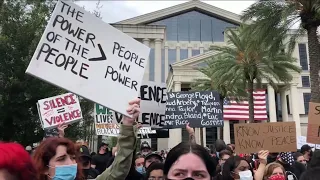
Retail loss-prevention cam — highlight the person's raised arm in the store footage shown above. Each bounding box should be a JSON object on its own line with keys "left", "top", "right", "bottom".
{"left": 254, "top": 150, "right": 269, "bottom": 180}
{"left": 57, "top": 122, "right": 68, "bottom": 138}
{"left": 186, "top": 123, "right": 196, "bottom": 144}
{"left": 97, "top": 98, "right": 140, "bottom": 180}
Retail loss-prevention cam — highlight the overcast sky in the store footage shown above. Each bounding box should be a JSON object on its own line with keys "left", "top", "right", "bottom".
{"left": 74, "top": 1, "right": 256, "bottom": 23}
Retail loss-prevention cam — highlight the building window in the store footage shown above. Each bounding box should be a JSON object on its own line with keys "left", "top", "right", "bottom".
{"left": 168, "top": 49, "right": 176, "bottom": 69}
{"left": 180, "top": 49, "right": 188, "bottom": 60}
{"left": 148, "top": 10, "right": 238, "bottom": 42}
{"left": 161, "top": 49, "right": 165, "bottom": 83}
{"left": 149, "top": 49, "right": 155, "bottom": 81}
{"left": 286, "top": 95, "right": 291, "bottom": 114}
{"left": 303, "top": 93, "right": 311, "bottom": 114}
{"left": 192, "top": 49, "right": 200, "bottom": 56}
{"left": 298, "top": 44, "right": 308, "bottom": 70}
{"left": 301, "top": 76, "right": 310, "bottom": 87}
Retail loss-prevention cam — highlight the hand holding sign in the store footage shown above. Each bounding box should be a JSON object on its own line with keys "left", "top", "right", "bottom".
{"left": 258, "top": 150, "right": 269, "bottom": 165}
{"left": 58, "top": 122, "right": 68, "bottom": 138}
{"left": 122, "top": 98, "right": 140, "bottom": 126}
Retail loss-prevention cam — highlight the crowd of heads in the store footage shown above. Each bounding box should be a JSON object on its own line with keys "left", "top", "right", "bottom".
{"left": 2, "top": 135, "right": 320, "bottom": 180}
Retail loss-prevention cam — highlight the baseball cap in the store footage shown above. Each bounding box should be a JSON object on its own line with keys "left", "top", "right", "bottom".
{"left": 140, "top": 141, "right": 151, "bottom": 150}
{"left": 25, "top": 146, "right": 32, "bottom": 151}
{"left": 79, "top": 145, "right": 91, "bottom": 158}
{"left": 145, "top": 152, "right": 163, "bottom": 162}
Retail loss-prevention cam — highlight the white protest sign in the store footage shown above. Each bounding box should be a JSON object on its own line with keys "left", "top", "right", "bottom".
{"left": 94, "top": 81, "right": 167, "bottom": 136}
{"left": 94, "top": 104, "right": 156, "bottom": 137}
{"left": 297, "top": 136, "right": 320, "bottom": 149}
{"left": 26, "top": 1, "right": 150, "bottom": 117}
{"left": 139, "top": 81, "right": 167, "bottom": 128}
{"left": 37, "top": 93, "right": 83, "bottom": 129}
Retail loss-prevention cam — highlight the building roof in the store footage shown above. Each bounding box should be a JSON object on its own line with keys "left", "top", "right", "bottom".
{"left": 115, "top": 1, "right": 242, "bottom": 25}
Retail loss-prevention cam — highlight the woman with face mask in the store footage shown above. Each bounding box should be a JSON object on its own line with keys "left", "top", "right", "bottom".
{"left": 33, "top": 98, "right": 141, "bottom": 180}
{"left": 163, "top": 142, "right": 216, "bottom": 180}
{"left": 222, "top": 156, "right": 253, "bottom": 180}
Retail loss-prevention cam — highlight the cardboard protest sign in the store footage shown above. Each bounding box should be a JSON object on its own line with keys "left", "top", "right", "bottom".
{"left": 26, "top": 1, "right": 150, "bottom": 117}
{"left": 164, "top": 91, "right": 223, "bottom": 128}
{"left": 37, "top": 93, "right": 83, "bottom": 129}
{"left": 307, "top": 102, "right": 320, "bottom": 144}
{"left": 234, "top": 122, "right": 296, "bottom": 154}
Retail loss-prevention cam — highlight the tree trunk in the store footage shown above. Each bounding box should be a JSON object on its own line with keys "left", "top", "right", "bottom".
{"left": 248, "top": 80, "right": 255, "bottom": 123}
{"left": 307, "top": 26, "right": 320, "bottom": 103}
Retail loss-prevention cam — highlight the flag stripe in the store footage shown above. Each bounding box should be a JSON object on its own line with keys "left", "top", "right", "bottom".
{"left": 223, "top": 90, "right": 268, "bottom": 121}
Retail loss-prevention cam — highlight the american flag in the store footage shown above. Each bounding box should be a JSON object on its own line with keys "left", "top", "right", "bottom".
{"left": 223, "top": 90, "right": 268, "bottom": 121}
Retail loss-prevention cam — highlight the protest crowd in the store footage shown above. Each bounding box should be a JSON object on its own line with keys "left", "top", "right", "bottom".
{"left": 0, "top": 103, "right": 319, "bottom": 180}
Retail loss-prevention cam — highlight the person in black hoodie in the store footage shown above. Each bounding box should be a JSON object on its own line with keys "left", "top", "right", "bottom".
{"left": 277, "top": 152, "right": 306, "bottom": 180}
{"left": 79, "top": 145, "right": 99, "bottom": 179}
{"left": 125, "top": 150, "right": 144, "bottom": 180}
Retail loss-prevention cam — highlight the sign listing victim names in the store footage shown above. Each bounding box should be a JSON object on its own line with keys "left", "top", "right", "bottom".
{"left": 26, "top": 1, "right": 150, "bottom": 117}
{"left": 164, "top": 91, "right": 223, "bottom": 128}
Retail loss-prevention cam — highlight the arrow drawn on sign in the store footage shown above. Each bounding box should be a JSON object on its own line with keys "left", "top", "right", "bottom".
{"left": 89, "top": 44, "right": 107, "bottom": 61}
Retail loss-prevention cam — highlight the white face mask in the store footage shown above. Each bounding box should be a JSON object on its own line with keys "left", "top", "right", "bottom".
{"left": 238, "top": 170, "right": 253, "bottom": 180}
{"left": 115, "top": 152, "right": 118, "bottom": 156}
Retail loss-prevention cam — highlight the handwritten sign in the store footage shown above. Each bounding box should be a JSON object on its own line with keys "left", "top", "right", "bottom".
{"left": 234, "top": 122, "right": 296, "bottom": 154}
{"left": 139, "top": 81, "right": 166, "bottom": 128}
{"left": 37, "top": 93, "right": 83, "bottom": 129}
{"left": 297, "top": 136, "right": 320, "bottom": 149}
{"left": 163, "top": 91, "right": 223, "bottom": 128}
{"left": 26, "top": 1, "right": 150, "bottom": 117}
{"left": 307, "top": 102, "right": 320, "bottom": 144}
{"left": 94, "top": 81, "right": 168, "bottom": 137}
{"left": 94, "top": 103, "right": 156, "bottom": 138}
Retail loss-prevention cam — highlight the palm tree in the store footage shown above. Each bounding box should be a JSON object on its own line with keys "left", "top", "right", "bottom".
{"left": 241, "top": 0, "right": 320, "bottom": 103}
{"left": 201, "top": 27, "right": 301, "bottom": 123}
{"left": 191, "top": 59, "right": 247, "bottom": 106}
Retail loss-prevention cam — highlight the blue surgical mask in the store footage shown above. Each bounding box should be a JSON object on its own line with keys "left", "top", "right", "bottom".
{"left": 52, "top": 164, "right": 77, "bottom": 180}
{"left": 136, "top": 166, "right": 145, "bottom": 174}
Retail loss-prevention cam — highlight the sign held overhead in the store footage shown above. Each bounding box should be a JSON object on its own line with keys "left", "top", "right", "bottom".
{"left": 234, "top": 122, "right": 296, "bottom": 154}
{"left": 26, "top": 1, "right": 150, "bottom": 117}
{"left": 37, "top": 93, "right": 83, "bottom": 129}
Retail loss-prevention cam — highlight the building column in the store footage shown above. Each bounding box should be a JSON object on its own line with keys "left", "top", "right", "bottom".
{"left": 188, "top": 44, "right": 192, "bottom": 58}
{"left": 200, "top": 44, "right": 204, "bottom": 54}
{"left": 280, "top": 90, "right": 289, "bottom": 121}
{"left": 154, "top": 38, "right": 162, "bottom": 83}
{"left": 202, "top": 128, "right": 206, "bottom": 147}
{"left": 217, "top": 127, "right": 221, "bottom": 139}
{"left": 176, "top": 43, "right": 180, "bottom": 62}
{"left": 290, "top": 83, "right": 301, "bottom": 136}
{"left": 223, "top": 120, "right": 231, "bottom": 144}
{"left": 195, "top": 128, "right": 201, "bottom": 144}
{"left": 164, "top": 43, "right": 169, "bottom": 83}
{"left": 168, "top": 81, "right": 182, "bottom": 148}
{"left": 142, "top": 38, "right": 150, "bottom": 81}
{"left": 267, "top": 85, "right": 277, "bottom": 122}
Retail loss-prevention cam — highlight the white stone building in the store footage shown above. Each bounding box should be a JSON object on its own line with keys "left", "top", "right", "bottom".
{"left": 112, "top": 1, "right": 311, "bottom": 150}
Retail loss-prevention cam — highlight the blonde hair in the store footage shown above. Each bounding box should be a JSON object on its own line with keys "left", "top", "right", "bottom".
{"left": 263, "top": 162, "right": 285, "bottom": 180}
